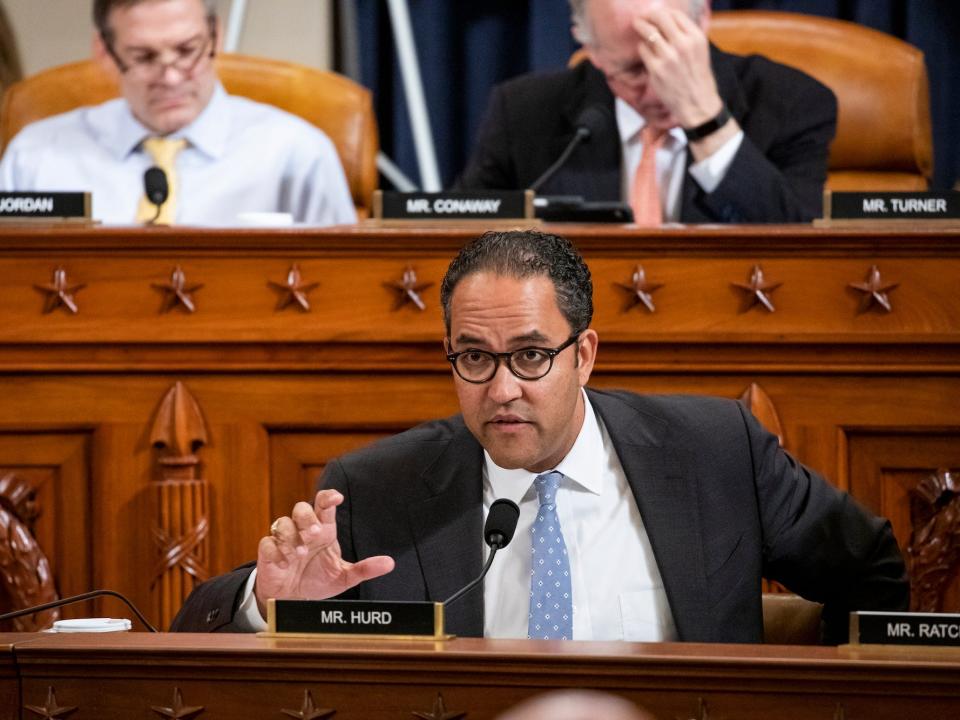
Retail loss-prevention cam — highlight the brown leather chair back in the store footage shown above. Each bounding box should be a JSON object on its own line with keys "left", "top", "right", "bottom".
{"left": 762, "top": 593, "right": 823, "bottom": 645}
{"left": 0, "top": 54, "right": 379, "bottom": 216}
{"left": 709, "top": 10, "right": 933, "bottom": 191}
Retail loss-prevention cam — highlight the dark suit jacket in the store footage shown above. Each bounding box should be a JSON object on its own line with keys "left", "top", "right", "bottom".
{"left": 456, "top": 48, "right": 838, "bottom": 223}
{"left": 171, "top": 389, "right": 908, "bottom": 641}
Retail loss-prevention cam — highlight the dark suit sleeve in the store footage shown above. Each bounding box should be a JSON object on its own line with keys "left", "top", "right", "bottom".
{"left": 693, "top": 66, "right": 837, "bottom": 222}
{"left": 169, "top": 562, "right": 256, "bottom": 632}
{"left": 743, "top": 404, "right": 910, "bottom": 642}
{"left": 455, "top": 84, "right": 518, "bottom": 190}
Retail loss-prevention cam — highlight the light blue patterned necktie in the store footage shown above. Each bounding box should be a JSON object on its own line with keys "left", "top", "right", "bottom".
{"left": 527, "top": 470, "right": 573, "bottom": 640}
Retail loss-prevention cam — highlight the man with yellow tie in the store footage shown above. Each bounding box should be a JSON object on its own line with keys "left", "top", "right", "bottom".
{"left": 458, "top": 0, "right": 837, "bottom": 224}
{"left": 0, "top": 0, "right": 356, "bottom": 227}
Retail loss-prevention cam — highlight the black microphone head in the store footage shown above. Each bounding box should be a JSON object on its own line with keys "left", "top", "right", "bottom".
{"left": 485, "top": 498, "right": 520, "bottom": 549}
{"left": 144, "top": 166, "right": 169, "bottom": 206}
{"left": 575, "top": 103, "right": 613, "bottom": 141}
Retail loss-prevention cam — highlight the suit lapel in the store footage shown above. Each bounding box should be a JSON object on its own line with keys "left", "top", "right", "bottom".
{"left": 588, "top": 389, "right": 708, "bottom": 641}
{"left": 405, "top": 424, "right": 485, "bottom": 637}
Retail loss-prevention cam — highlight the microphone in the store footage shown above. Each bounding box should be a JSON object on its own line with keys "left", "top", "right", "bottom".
{"left": 444, "top": 498, "right": 520, "bottom": 606}
{"left": 0, "top": 589, "right": 158, "bottom": 632}
{"left": 143, "top": 166, "right": 168, "bottom": 224}
{"left": 529, "top": 104, "right": 611, "bottom": 193}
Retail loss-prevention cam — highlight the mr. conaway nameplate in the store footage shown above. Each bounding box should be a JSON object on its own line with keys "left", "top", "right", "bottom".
{"left": 850, "top": 611, "right": 960, "bottom": 647}
{"left": 265, "top": 599, "right": 449, "bottom": 640}
{"left": 823, "top": 191, "right": 960, "bottom": 222}
{"left": 373, "top": 190, "right": 533, "bottom": 221}
{"left": 0, "top": 192, "right": 90, "bottom": 219}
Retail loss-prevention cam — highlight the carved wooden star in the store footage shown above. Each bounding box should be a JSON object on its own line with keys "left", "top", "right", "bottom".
{"left": 269, "top": 263, "right": 320, "bottom": 312}
{"left": 150, "top": 688, "right": 204, "bottom": 719}
{"left": 616, "top": 264, "right": 663, "bottom": 313}
{"left": 731, "top": 264, "right": 782, "bottom": 313}
{"left": 848, "top": 264, "right": 899, "bottom": 313}
{"left": 412, "top": 693, "right": 466, "bottom": 720}
{"left": 281, "top": 690, "right": 335, "bottom": 719}
{"left": 152, "top": 265, "right": 203, "bottom": 313}
{"left": 24, "top": 686, "right": 77, "bottom": 719}
{"left": 34, "top": 267, "right": 85, "bottom": 314}
{"left": 385, "top": 266, "right": 433, "bottom": 311}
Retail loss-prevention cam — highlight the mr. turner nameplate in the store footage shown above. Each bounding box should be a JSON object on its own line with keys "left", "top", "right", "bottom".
{"left": 824, "top": 191, "right": 960, "bottom": 221}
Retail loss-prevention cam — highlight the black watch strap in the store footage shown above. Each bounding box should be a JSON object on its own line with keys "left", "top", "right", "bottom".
{"left": 682, "top": 105, "right": 732, "bottom": 141}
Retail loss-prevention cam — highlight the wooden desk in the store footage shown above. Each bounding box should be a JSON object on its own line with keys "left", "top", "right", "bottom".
{"left": 3, "top": 632, "right": 960, "bottom": 719}
{"left": 0, "top": 224, "right": 958, "bottom": 630}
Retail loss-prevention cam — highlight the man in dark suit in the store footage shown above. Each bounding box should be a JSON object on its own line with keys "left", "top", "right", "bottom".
{"left": 171, "top": 229, "right": 908, "bottom": 641}
{"left": 457, "top": 0, "right": 837, "bottom": 223}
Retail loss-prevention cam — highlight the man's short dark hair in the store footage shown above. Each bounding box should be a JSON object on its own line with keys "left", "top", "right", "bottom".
{"left": 93, "top": 0, "right": 217, "bottom": 42}
{"left": 440, "top": 229, "right": 594, "bottom": 335}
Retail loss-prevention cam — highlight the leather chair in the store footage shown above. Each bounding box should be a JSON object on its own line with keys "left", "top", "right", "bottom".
{"left": 709, "top": 10, "right": 932, "bottom": 191}
{"left": 762, "top": 592, "right": 823, "bottom": 645}
{"left": 0, "top": 54, "right": 379, "bottom": 217}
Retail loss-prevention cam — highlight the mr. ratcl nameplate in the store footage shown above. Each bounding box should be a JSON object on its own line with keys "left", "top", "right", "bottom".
{"left": 849, "top": 611, "right": 960, "bottom": 647}
{"left": 267, "top": 599, "right": 448, "bottom": 639}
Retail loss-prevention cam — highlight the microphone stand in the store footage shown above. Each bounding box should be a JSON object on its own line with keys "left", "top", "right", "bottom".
{"left": 0, "top": 590, "right": 159, "bottom": 632}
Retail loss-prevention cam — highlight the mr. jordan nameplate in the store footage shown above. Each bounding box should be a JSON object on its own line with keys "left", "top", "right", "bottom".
{"left": 267, "top": 599, "right": 447, "bottom": 639}
{"left": 849, "top": 611, "right": 960, "bottom": 647}
{"left": 0, "top": 192, "right": 91, "bottom": 218}
{"left": 825, "top": 191, "right": 960, "bottom": 221}
{"left": 375, "top": 190, "right": 533, "bottom": 220}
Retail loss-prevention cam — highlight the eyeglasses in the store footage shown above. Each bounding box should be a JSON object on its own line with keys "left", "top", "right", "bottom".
{"left": 446, "top": 334, "right": 581, "bottom": 384}
{"left": 104, "top": 18, "right": 217, "bottom": 79}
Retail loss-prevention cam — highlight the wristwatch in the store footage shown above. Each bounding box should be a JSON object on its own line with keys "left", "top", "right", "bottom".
{"left": 682, "top": 105, "right": 732, "bottom": 141}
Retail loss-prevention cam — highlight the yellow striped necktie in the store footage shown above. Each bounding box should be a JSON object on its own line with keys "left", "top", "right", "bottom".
{"left": 136, "top": 136, "right": 187, "bottom": 225}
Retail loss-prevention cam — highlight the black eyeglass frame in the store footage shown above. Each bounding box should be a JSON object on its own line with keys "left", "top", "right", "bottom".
{"left": 102, "top": 16, "right": 218, "bottom": 77}
{"left": 446, "top": 333, "right": 582, "bottom": 384}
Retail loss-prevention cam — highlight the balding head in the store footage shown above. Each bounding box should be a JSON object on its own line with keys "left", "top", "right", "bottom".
{"left": 495, "top": 690, "right": 655, "bottom": 720}
{"left": 570, "top": 0, "right": 707, "bottom": 45}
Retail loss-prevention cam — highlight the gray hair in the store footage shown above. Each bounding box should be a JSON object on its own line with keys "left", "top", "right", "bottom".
{"left": 94, "top": 0, "right": 217, "bottom": 42}
{"left": 440, "top": 230, "right": 593, "bottom": 337}
{"left": 570, "top": 0, "right": 707, "bottom": 45}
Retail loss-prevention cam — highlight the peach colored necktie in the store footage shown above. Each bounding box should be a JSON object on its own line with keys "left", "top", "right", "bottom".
{"left": 630, "top": 126, "right": 667, "bottom": 226}
{"left": 136, "top": 136, "right": 187, "bottom": 225}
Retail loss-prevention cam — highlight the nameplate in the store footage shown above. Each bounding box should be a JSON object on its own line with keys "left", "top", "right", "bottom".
{"left": 849, "top": 611, "right": 960, "bottom": 647}
{"left": 266, "top": 599, "right": 448, "bottom": 639}
{"left": 374, "top": 190, "right": 533, "bottom": 220}
{"left": 0, "top": 192, "right": 90, "bottom": 219}
{"left": 824, "top": 191, "right": 960, "bottom": 221}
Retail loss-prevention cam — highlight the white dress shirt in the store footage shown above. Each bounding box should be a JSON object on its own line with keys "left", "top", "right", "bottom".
{"left": 0, "top": 83, "right": 357, "bottom": 227}
{"left": 483, "top": 389, "right": 676, "bottom": 641}
{"left": 616, "top": 97, "right": 744, "bottom": 223}
{"left": 237, "top": 391, "right": 678, "bottom": 639}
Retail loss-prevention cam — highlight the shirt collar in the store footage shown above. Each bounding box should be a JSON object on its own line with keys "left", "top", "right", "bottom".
{"left": 484, "top": 389, "right": 606, "bottom": 504}
{"left": 90, "top": 82, "right": 230, "bottom": 161}
{"left": 614, "top": 97, "right": 687, "bottom": 148}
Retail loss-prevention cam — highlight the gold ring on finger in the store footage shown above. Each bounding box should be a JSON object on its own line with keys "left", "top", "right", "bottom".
{"left": 647, "top": 32, "right": 661, "bottom": 44}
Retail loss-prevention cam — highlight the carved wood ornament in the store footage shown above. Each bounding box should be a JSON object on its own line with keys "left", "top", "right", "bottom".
{"left": 0, "top": 472, "right": 59, "bottom": 631}
{"left": 153, "top": 265, "right": 203, "bottom": 313}
{"left": 24, "top": 686, "right": 77, "bottom": 719}
{"left": 732, "top": 264, "right": 781, "bottom": 313}
{"left": 281, "top": 690, "right": 335, "bottom": 719}
{"left": 34, "top": 266, "right": 85, "bottom": 314}
{"left": 907, "top": 468, "right": 960, "bottom": 612}
{"left": 149, "top": 382, "right": 211, "bottom": 628}
{"left": 848, "top": 264, "right": 899, "bottom": 313}
{"left": 616, "top": 264, "right": 663, "bottom": 313}
{"left": 412, "top": 693, "right": 466, "bottom": 720}
{"left": 385, "top": 265, "right": 433, "bottom": 311}
{"left": 269, "top": 263, "right": 319, "bottom": 312}
{"left": 150, "top": 688, "right": 204, "bottom": 719}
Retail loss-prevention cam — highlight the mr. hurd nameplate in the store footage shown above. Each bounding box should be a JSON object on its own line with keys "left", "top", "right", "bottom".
{"left": 0, "top": 192, "right": 90, "bottom": 219}
{"left": 266, "top": 599, "right": 448, "bottom": 639}
{"left": 850, "top": 611, "right": 960, "bottom": 647}
{"left": 374, "top": 190, "right": 533, "bottom": 221}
